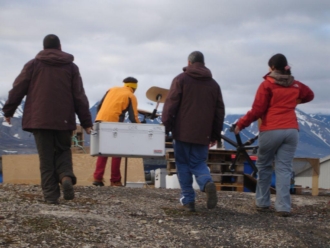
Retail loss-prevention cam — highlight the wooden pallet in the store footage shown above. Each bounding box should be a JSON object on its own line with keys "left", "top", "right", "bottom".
{"left": 215, "top": 182, "right": 244, "bottom": 192}
{"left": 211, "top": 173, "right": 244, "bottom": 184}
{"left": 166, "top": 149, "right": 245, "bottom": 163}
{"left": 209, "top": 163, "right": 244, "bottom": 173}
{"left": 165, "top": 150, "right": 247, "bottom": 190}
{"left": 166, "top": 161, "right": 176, "bottom": 174}
{"left": 166, "top": 149, "right": 175, "bottom": 160}
{"left": 167, "top": 161, "right": 244, "bottom": 175}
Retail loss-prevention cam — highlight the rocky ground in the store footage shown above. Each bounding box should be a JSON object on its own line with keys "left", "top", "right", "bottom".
{"left": 0, "top": 183, "right": 329, "bottom": 248}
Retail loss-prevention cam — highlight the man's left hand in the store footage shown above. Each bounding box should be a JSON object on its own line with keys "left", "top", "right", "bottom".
{"left": 209, "top": 140, "right": 217, "bottom": 148}
{"left": 84, "top": 127, "right": 93, "bottom": 134}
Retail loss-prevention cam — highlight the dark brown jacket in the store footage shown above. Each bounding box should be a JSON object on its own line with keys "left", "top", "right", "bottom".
{"left": 3, "top": 49, "right": 92, "bottom": 131}
{"left": 162, "top": 62, "right": 225, "bottom": 145}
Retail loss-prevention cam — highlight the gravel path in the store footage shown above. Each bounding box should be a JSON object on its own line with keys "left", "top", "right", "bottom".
{"left": 0, "top": 184, "right": 329, "bottom": 247}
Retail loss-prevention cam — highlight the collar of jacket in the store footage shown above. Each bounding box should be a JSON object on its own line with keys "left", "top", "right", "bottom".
{"left": 35, "top": 49, "right": 74, "bottom": 65}
{"left": 122, "top": 85, "right": 134, "bottom": 92}
{"left": 182, "top": 62, "right": 212, "bottom": 79}
{"left": 263, "top": 71, "right": 294, "bottom": 87}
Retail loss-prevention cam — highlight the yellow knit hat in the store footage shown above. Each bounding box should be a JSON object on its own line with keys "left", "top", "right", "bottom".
{"left": 123, "top": 77, "right": 138, "bottom": 89}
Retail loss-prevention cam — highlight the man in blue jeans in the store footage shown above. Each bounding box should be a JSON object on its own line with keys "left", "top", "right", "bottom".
{"left": 162, "top": 51, "right": 225, "bottom": 212}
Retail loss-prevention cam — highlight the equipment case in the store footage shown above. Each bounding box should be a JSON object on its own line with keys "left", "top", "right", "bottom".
{"left": 90, "top": 122, "right": 165, "bottom": 157}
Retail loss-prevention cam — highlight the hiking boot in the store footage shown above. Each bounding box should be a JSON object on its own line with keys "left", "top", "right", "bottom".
{"left": 275, "top": 211, "right": 291, "bottom": 217}
{"left": 61, "top": 177, "right": 74, "bottom": 200}
{"left": 256, "top": 206, "right": 270, "bottom": 212}
{"left": 110, "top": 181, "right": 123, "bottom": 187}
{"left": 181, "top": 202, "right": 196, "bottom": 212}
{"left": 92, "top": 181, "right": 104, "bottom": 187}
{"left": 255, "top": 203, "right": 271, "bottom": 212}
{"left": 45, "top": 200, "right": 59, "bottom": 205}
{"left": 205, "top": 182, "right": 218, "bottom": 209}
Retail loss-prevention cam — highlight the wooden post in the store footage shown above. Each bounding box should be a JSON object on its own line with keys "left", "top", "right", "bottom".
{"left": 124, "top": 157, "right": 128, "bottom": 186}
{"left": 308, "top": 158, "right": 320, "bottom": 196}
{"left": 295, "top": 157, "right": 320, "bottom": 196}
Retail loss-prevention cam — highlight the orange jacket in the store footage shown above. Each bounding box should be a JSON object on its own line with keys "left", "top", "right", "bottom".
{"left": 96, "top": 86, "right": 140, "bottom": 123}
{"left": 237, "top": 74, "right": 314, "bottom": 132}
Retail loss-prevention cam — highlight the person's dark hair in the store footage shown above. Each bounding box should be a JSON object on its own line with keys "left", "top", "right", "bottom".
{"left": 123, "top": 77, "right": 138, "bottom": 83}
{"left": 43, "top": 34, "right": 61, "bottom": 49}
{"left": 188, "top": 51, "right": 204, "bottom": 64}
{"left": 268, "top": 53, "right": 291, "bottom": 75}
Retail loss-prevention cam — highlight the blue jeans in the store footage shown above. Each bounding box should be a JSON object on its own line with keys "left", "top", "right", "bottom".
{"left": 256, "top": 129, "right": 298, "bottom": 212}
{"left": 174, "top": 140, "right": 213, "bottom": 205}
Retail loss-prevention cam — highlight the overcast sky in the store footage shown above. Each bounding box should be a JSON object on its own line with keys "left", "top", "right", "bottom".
{"left": 1, "top": 0, "right": 329, "bottom": 115}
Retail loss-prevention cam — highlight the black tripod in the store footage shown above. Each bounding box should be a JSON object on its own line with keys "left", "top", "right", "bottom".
{"left": 221, "top": 125, "right": 259, "bottom": 177}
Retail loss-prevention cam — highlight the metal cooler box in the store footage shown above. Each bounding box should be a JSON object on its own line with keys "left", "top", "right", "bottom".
{"left": 90, "top": 122, "right": 165, "bottom": 157}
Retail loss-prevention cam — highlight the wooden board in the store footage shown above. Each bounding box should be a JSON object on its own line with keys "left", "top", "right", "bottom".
{"left": 215, "top": 183, "right": 244, "bottom": 192}
{"left": 146, "top": 86, "right": 169, "bottom": 103}
{"left": 2, "top": 154, "right": 145, "bottom": 186}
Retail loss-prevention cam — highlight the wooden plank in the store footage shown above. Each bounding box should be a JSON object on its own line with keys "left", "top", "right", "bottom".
{"left": 310, "top": 158, "right": 320, "bottom": 196}
{"left": 211, "top": 173, "right": 244, "bottom": 184}
{"left": 167, "top": 169, "right": 177, "bottom": 174}
{"left": 165, "top": 142, "right": 173, "bottom": 148}
{"left": 294, "top": 185, "right": 302, "bottom": 195}
{"left": 166, "top": 150, "right": 175, "bottom": 160}
{"left": 2, "top": 154, "right": 145, "bottom": 186}
{"left": 215, "top": 183, "right": 244, "bottom": 192}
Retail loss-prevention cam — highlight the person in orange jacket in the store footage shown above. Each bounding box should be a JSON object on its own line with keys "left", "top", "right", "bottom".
{"left": 93, "top": 77, "right": 141, "bottom": 187}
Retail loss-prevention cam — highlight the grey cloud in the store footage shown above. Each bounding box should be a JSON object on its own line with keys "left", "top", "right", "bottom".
{"left": 0, "top": 0, "right": 329, "bottom": 114}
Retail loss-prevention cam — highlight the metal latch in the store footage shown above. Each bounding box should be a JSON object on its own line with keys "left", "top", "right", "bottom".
{"left": 113, "top": 128, "right": 118, "bottom": 137}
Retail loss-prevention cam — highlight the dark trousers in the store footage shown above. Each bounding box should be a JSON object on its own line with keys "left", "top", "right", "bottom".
{"left": 33, "top": 129, "right": 76, "bottom": 201}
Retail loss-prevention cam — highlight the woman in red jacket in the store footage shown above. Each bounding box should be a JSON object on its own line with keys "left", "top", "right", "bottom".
{"left": 235, "top": 54, "right": 314, "bottom": 217}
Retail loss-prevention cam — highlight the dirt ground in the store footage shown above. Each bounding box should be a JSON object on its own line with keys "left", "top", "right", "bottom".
{"left": 0, "top": 183, "right": 329, "bottom": 248}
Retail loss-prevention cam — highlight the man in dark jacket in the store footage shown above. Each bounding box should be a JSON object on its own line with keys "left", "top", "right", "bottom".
{"left": 2, "top": 34, "right": 93, "bottom": 204}
{"left": 162, "top": 51, "right": 225, "bottom": 212}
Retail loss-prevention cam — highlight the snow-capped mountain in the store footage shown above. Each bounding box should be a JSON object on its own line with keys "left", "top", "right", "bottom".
{"left": 1, "top": 100, "right": 329, "bottom": 158}
{"left": 221, "top": 110, "right": 330, "bottom": 158}
{"left": 0, "top": 99, "right": 24, "bottom": 118}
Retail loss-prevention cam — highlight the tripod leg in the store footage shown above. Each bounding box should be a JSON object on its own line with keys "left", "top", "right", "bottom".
{"left": 229, "top": 153, "right": 240, "bottom": 172}
{"left": 242, "top": 151, "right": 258, "bottom": 177}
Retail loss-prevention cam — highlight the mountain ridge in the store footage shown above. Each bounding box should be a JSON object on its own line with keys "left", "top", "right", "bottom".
{"left": 1, "top": 100, "right": 329, "bottom": 158}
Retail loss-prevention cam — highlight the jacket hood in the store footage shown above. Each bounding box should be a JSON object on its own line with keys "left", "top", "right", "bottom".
{"left": 267, "top": 71, "right": 294, "bottom": 87}
{"left": 183, "top": 62, "right": 212, "bottom": 80}
{"left": 35, "top": 49, "right": 74, "bottom": 65}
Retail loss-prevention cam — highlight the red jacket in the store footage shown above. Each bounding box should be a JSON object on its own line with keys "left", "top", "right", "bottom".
{"left": 2, "top": 49, "right": 92, "bottom": 131}
{"left": 237, "top": 73, "right": 314, "bottom": 132}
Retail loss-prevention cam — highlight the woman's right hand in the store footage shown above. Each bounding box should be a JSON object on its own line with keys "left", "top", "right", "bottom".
{"left": 234, "top": 126, "right": 240, "bottom": 135}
